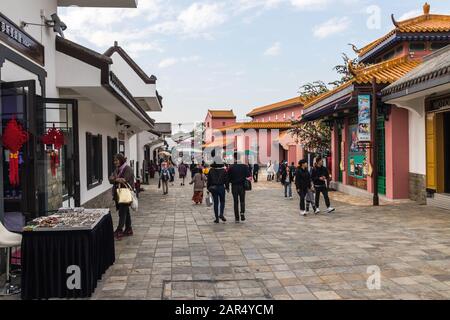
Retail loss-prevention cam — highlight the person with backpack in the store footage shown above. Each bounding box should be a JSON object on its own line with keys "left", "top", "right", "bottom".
{"left": 168, "top": 163, "right": 176, "bottom": 186}
{"left": 207, "top": 162, "right": 229, "bottom": 224}
{"left": 295, "top": 159, "right": 317, "bottom": 216}
{"left": 159, "top": 162, "right": 171, "bottom": 195}
{"left": 311, "top": 156, "right": 335, "bottom": 214}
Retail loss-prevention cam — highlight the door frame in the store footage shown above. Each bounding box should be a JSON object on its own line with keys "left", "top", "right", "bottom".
{"left": 42, "top": 97, "right": 80, "bottom": 207}
{"left": 1, "top": 80, "right": 39, "bottom": 218}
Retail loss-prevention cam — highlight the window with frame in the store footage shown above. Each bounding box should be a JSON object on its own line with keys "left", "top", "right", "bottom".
{"left": 86, "top": 132, "right": 103, "bottom": 189}
{"left": 409, "top": 42, "right": 426, "bottom": 52}
{"left": 107, "top": 136, "right": 118, "bottom": 176}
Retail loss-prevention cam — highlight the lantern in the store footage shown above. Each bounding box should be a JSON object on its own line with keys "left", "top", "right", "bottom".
{"left": 1, "top": 118, "right": 29, "bottom": 186}
{"left": 41, "top": 125, "right": 65, "bottom": 176}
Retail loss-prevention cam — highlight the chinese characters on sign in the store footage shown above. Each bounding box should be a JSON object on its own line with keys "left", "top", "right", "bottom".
{"left": 358, "top": 94, "right": 371, "bottom": 142}
{"left": 0, "top": 12, "right": 45, "bottom": 65}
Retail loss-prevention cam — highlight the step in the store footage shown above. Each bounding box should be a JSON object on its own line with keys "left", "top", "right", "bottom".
{"left": 427, "top": 193, "right": 450, "bottom": 211}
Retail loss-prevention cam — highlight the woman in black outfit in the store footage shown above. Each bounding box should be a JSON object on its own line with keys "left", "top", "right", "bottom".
{"left": 207, "top": 163, "right": 229, "bottom": 223}
{"left": 295, "top": 159, "right": 315, "bottom": 216}
{"left": 109, "top": 154, "right": 135, "bottom": 240}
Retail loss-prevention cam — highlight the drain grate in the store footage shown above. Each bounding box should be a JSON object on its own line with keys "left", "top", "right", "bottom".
{"left": 162, "top": 279, "right": 272, "bottom": 300}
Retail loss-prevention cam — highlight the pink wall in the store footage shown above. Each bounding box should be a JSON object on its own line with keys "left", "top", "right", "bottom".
{"left": 251, "top": 105, "right": 302, "bottom": 122}
{"left": 204, "top": 113, "right": 236, "bottom": 143}
{"left": 385, "top": 107, "right": 410, "bottom": 199}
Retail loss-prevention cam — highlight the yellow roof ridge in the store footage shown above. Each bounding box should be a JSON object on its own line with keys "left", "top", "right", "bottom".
{"left": 247, "top": 96, "right": 305, "bottom": 117}
{"left": 304, "top": 56, "right": 422, "bottom": 110}
{"left": 358, "top": 5, "right": 450, "bottom": 57}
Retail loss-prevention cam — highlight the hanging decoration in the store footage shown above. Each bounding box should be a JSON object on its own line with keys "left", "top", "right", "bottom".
{"left": 41, "top": 125, "right": 65, "bottom": 176}
{"left": 1, "top": 117, "right": 29, "bottom": 186}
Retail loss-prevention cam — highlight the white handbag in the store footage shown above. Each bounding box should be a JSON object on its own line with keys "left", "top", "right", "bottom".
{"left": 117, "top": 183, "right": 138, "bottom": 211}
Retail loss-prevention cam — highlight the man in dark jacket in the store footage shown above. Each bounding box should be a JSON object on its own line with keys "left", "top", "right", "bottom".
{"left": 227, "top": 159, "right": 251, "bottom": 222}
{"left": 295, "top": 159, "right": 316, "bottom": 216}
{"left": 253, "top": 163, "right": 260, "bottom": 182}
{"left": 311, "top": 157, "right": 335, "bottom": 214}
{"left": 207, "top": 163, "right": 229, "bottom": 223}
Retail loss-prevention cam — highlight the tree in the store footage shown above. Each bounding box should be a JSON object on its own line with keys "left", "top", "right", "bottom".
{"left": 290, "top": 120, "right": 331, "bottom": 155}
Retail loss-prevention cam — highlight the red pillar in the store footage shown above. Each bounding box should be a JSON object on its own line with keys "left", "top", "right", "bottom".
{"left": 331, "top": 122, "right": 339, "bottom": 182}
{"left": 342, "top": 118, "right": 349, "bottom": 185}
{"left": 385, "top": 107, "right": 410, "bottom": 199}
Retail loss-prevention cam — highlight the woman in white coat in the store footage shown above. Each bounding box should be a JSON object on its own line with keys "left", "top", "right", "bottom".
{"left": 266, "top": 160, "right": 275, "bottom": 181}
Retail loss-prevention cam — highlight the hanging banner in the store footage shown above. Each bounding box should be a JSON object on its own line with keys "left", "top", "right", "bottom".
{"left": 358, "top": 95, "right": 371, "bottom": 142}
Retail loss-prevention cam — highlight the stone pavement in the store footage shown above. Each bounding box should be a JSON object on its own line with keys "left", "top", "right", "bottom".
{"left": 89, "top": 175, "right": 450, "bottom": 300}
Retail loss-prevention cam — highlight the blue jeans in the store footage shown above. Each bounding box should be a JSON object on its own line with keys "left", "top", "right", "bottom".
{"left": 211, "top": 185, "right": 226, "bottom": 219}
{"left": 284, "top": 182, "right": 292, "bottom": 197}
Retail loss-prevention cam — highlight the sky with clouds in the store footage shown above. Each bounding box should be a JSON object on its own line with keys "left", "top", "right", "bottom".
{"left": 59, "top": 0, "right": 450, "bottom": 127}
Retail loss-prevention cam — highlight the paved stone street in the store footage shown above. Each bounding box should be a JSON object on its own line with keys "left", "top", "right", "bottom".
{"left": 89, "top": 175, "right": 450, "bottom": 300}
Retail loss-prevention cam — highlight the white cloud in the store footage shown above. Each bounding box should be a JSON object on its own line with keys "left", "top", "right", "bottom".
{"left": 313, "top": 16, "right": 351, "bottom": 39}
{"left": 158, "top": 58, "right": 179, "bottom": 68}
{"left": 235, "top": 0, "right": 283, "bottom": 12}
{"left": 290, "top": 0, "right": 330, "bottom": 10}
{"left": 177, "top": 3, "right": 228, "bottom": 34}
{"left": 158, "top": 56, "right": 201, "bottom": 68}
{"left": 398, "top": 9, "right": 422, "bottom": 21}
{"left": 264, "top": 42, "right": 281, "bottom": 56}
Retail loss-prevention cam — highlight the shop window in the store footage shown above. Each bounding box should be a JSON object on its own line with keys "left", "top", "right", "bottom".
{"left": 409, "top": 42, "right": 426, "bottom": 52}
{"left": 431, "top": 42, "right": 447, "bottom": 51}
{"left": 107, "top": 136, "right": 118, "bottom": 176}
{"left": 86, "top": 132, "right": 103, "bottom": 189}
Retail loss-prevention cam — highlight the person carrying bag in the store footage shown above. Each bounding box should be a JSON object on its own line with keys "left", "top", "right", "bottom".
{"left": 109, "top": 154, "right": 135, "bottom": 240}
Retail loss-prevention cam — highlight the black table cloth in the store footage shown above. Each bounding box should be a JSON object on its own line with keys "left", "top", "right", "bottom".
{"left": 21, "top": 213, "right": 115, "bottom": 300}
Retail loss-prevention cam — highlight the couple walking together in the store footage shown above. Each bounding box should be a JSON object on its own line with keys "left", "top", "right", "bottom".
{"left": 207, "top": 160, "right": 251, "bottom": 224}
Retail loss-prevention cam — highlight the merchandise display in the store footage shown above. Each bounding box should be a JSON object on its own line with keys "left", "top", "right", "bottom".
{"left": 23, "top": 208, "right": 109, "bottom": 231}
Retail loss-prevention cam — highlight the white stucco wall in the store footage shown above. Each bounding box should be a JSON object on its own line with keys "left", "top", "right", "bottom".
{"left": 109, "top": 52, "right": 156, "bottom": 98}
{"left": 0, "top": 0, "right": 59, "bottom": 98}
{"left": 78, "top": 100, "right": 119, "bottom": 205}
{"left": 409, "top": 109, "right": 426, "bottom": 175}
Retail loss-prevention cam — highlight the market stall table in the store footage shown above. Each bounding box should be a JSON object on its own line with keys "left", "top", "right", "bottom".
{"left": 20, "top": 209, "right": 115, "bottom": 299}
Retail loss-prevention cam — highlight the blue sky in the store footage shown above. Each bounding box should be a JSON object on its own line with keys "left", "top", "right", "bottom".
{"left": 59, "top": 0, "right": 450, "bottom": 128}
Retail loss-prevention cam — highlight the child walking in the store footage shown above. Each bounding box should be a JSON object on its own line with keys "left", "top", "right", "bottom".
{"left": 190, "top": 169, "right": 207, "bottom": 204}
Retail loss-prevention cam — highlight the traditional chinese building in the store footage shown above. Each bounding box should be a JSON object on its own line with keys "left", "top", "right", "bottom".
{"left": 383, "top": 45, "right": 450, "bottom": 208}
{"left": 302, "top": 3, "right": 450, "bottom": 201}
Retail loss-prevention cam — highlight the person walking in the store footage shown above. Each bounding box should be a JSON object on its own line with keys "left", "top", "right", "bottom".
{"left": 295, "top": 159, "right": 317, "bottom": 216}
{"left": 274, "top": 161, "right": 280, "bottom": 182}
{"left": 169, "top": 163, "right": 176, "bottom": 186}
{"left": 159, "top": 162, "right": 171, "bottom": 195}
{"left": 207, "top": 163, "right": 229, "bottom": 224}
{"left": 109, "top": 154, "right": 135, "bottom": 240}
{"left": 227, "top": 158, "right": 251, "bottom": 223}
{"left": 281, "top": 163, "right": 294, "bottom": 199}
{"left": 190, "top": 161, "right": 197, "bottom": 178}
{"left": 178, "top": 161, "right": 188, "bottom": 186}
{"left": 266, "top": 160, "right": 274, "bottom": 181}
{"left": 149, "top": 160, "right": 156, "bottom": 179}
{"left": 311, "top": 156, "right": 335, "bottom": 214}
{"left": 253, "top": 163, "right": 260, "bottom": 182}
{"left": 190, "top": 169, "right": 207, "bottom": 204}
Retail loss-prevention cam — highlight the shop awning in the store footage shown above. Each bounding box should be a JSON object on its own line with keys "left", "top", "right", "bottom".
{"left": 55, "top": 36, "right": 155, "bottom": 130}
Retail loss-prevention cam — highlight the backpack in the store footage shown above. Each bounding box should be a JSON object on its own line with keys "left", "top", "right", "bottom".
{"left": 161, "top": 169, "right": 170, "bottom": 182}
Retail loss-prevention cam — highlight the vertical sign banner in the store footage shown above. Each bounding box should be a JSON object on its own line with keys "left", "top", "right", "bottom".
{"left": 358, "top": 95, "right": 371, "bottom": 142}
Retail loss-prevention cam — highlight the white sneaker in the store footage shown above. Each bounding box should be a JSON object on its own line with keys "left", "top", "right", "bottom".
{"left": 326, "top": 207, "right": 336, "bottom": 214}
{"left": 300, "top": 211, "right": 307, "bottom": 216}
{"left": 315, "top": 208, "right": 320, "bottom": 214}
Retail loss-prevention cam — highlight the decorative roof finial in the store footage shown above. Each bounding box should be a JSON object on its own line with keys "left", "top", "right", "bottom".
{"left": 348, "top": 43, "right": 361, "bottom": 54}
{"left": 347, "top": 60, "right": 357, "bottom": 77}
{"left": 391, "top": 14, "right": 399, "bottom": 27}
{"left": 423, "top": 2, "right": 430, "bottom": 15}
{"left": 114, "top": 41, "right": 118, "bottom": 47}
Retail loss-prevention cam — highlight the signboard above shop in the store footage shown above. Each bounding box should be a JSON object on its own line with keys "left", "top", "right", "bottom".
{"left": 0, "top": 12, "right": 45, "bottom": 66}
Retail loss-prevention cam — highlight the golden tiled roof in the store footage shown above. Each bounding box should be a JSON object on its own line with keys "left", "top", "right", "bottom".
{"left": 304, "top": 56, "right": 422, "bottom": 109}
{"left": 359, "top": 5, "right": 450, "bottom": 57}
{"left": 246, "top": 97, "right": 305, "bottom": 117}
{"left": 208, "top": 109, "right": 236, "bottom": 118}
{"left": 219, "top": 121, "right": 293, "bottom": 131}
{"left": 203, "top": 136, "right": 233, "bottom": 148}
